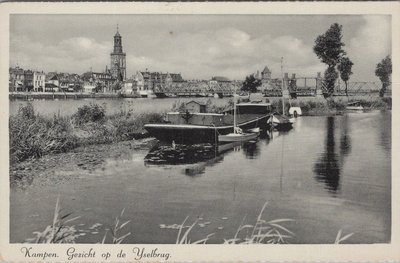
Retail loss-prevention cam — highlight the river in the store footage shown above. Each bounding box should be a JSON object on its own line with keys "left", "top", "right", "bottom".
{"left": 10, "top": 109, "right": 391, "bottom": 244}
{"left": 9, "top": 97, "right": 231, "bottom": 117}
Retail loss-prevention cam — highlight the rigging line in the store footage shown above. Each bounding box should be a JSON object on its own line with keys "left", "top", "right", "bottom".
{"left": 280, "top": 133, "right": 284, "bottom": 193}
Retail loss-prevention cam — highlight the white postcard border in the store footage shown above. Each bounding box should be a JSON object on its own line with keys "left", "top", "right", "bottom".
{"left": 0, "top": 2, "right": 399, "bottom": 262}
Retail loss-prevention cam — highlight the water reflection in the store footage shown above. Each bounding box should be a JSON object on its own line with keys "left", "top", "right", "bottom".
{"left": 242, "top": 141, "right": 260, "bottom": 159}
{"left": 340, "top": 114, "right": 352, "bottom": 159}
{"left": 144, "top": 141, "right": 244, "bottom": 176}
{"left": 313, "top": 116, "right": 352, "bottom": 194}
{"left": 183, "top": 155, "right": 224, "bottom": 177}
{"left": 377, "top": 111, "right": 391, "bottom": 154}
{"left": 144, "top": 143, "right": 217, "bottom": 165}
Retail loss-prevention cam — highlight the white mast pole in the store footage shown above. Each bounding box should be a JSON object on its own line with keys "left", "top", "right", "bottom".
{"left": 281, "top": 57, "right": 285, "bottom": 116}
{"left": 233, "top": 85, "right": 237, "bottom": 133}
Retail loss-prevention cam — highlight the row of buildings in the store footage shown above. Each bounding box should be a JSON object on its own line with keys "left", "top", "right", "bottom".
{"left": 9, "top": 67, "right": 46, "bottom": 92}
{"left": 9, "top": 26, "right": 243, "bottom": 96}
{"left": 9, "top": 66, "right": 188, "bottom": 94}
{"left": 9, "top": 27, "right": 192, "bottom": 95}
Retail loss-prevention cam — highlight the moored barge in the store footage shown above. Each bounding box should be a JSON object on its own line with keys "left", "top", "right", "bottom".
{"left": 144, "top": 103, "right": 272, "bottom": 144}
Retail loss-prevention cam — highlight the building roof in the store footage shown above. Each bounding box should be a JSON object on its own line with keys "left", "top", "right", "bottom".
{"left": 262, "top": 66, "right": 271, "bottom": 74}
{"left": 48, "top": 74, "right": 59, "bottom": 81}
{"left": 82, "top": 71, "right": 114, "bottom": 81}
{"left": 186, "top": 100, "right": 207, "bottom": 106}
{"left": 212, "top": 76, "right": 231, "bottom": 82}
{"left": 9, "top": 67, "right": 24, "bottom": 74}
{"left": 170, "top": 73, "right": 184, "bottom": 82}
{"left": 139, "top": 71, "right": 185, "bottom": 83}
{"left": 45, "top": 83, "right": 58, "bottom": 88}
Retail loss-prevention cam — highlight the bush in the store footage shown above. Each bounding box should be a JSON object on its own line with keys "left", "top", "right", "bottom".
{"left": 171, "top": 101, "right": 186, "bottom": 112}
{"left": 10, "top": 104, "right": 77, "bottom": 164}
{"left": 109, "top": 112, "right": 164, "bottom": 140}
{"left": 73, "top": 103, "right": 106, "bottom": 125}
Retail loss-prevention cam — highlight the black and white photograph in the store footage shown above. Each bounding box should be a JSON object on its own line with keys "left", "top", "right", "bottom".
{"left": 1, "top": 2, "right": 399, "bottom": 262}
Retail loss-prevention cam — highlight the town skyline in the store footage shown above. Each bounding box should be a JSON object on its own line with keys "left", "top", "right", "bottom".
{"left": 10, "top": 14, "right": 391, "bottom": 81}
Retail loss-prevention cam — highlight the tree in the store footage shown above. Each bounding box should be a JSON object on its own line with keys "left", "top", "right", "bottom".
{"left": 313, "top": 23, "right": 346, "bottom": 96}
{"left": 375, "top": 55, "right": 392, "bottom": 97}
{"left": 338, "top": 56, "right": 354, "bottom": 96}
{"left": 324, "top": 66, "right": 339, "bottom": 97}
{"left": 241, "top": 74, "right": 261, "bottom": 93}
{"left": 112, "top": 81, "right": 122, "bottom": 92}
{"left": 94, "top": 82, "right": 105, "bottom": 93}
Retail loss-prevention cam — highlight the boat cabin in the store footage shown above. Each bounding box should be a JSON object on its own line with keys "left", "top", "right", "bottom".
{"left": 166, "top": 112, "right": 228, "bottom": 126}
{"left": 185, "top": 100, "right": 207, "bottom": 113}
{"left": 224, "top": 102, "right": 272, "bottom": 115}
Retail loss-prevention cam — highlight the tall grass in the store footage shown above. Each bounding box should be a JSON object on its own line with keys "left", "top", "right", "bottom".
{"left": 25, "top": 198, "right": 131, "bottom": 244}
{"left": 25, "top": 197, "right": 81, "bottom": 243}
{"left": 24, "top": 199, "right": 354, "bottom": 244}
{"left": 9, "top": 103, "right": 164, "bottom": 165}
{"left": 334, "top": 229, "right": 354, "bottom": 244}
{"left": 9, "top": 104, "right": 77, "bottom": 164}
{"left": 269, "top": 96, "right": 392, "bottom": 116}
{"left": 224, "top": 202, "right": 295, "bottom": 244}
{"left": 174, "top": 216, "right": 215, "bottom": 244}
{"left": 73, "top": 103, "right": 106, "bottom": 125}
{"left": 166, "top": 202, "right": 295, "bottom": 244}
{"left": 101, "top": 208, "right": 131, "bottom": 244}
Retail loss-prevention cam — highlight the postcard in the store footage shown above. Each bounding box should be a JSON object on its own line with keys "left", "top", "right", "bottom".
{"left": 0, "top": 1, "right": 399, "bottom": 262}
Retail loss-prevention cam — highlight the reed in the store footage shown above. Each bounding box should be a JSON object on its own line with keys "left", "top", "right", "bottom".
{"left": 224, "top": 202, "right": 295, "bottom": 244}
{"left": 334, "top": 229, "right": 354, "bottom": 244}
{"left": 24, "top": 199, "right": 354, "bottom": 244}
{"left": 9, "top": 103, "right": 78, "bottom": 164}
{"left": 173, "top": 216, "right": 215, "bottom": 244}
{"left": 101, "top": 208, "right": 131, "bottom": 244}
{"left": 25, "top": 197, "right": 81, "bottom": 243}
{"left": 166, "top": 202, "right": 295, "bottom": 244}
{"left": 9, "top": 103, "right": 164, "bottom": 165}
{"left": 25, "top": 198, "right": 131, "bottom": 244}
{"left": 268, "top": 96, "right": 391, "bottom": 116}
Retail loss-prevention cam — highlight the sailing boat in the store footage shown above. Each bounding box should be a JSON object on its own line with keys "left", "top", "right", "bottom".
{"left": 268, "top": 57, "right": 294, "bottom": 131}
{"left": 218, "top": 89, "right": 260, "bottom": 142}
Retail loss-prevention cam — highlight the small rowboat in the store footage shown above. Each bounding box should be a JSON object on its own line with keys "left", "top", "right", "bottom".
{"left": 247, "top": 127, "right": 260, "bottom": 133}
{"left": 218, "top": 130, "right": 260, "bottom": 142}
{"left": 346, "top": 101, "right": 364, "bottom": 111}
{"left": 267, "top": 113, "right": 294, "bottom": 131}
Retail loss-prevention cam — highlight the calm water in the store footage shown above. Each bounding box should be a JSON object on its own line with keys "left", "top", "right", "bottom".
{"left": 10, "top": 111, "right": 391, "bottom": 244}
{"left": 9, "top": 97, "right": 230, "bottom": 117}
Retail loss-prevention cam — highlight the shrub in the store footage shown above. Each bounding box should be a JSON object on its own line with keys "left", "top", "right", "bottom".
{"left": 171, "top": 101, "right": 186, "bottom": 112}
{"left": 73, "top": 104, "right": 106, "bottom": 125}
{"left": 9, "top": 104, "right": 77, "bottom": 164}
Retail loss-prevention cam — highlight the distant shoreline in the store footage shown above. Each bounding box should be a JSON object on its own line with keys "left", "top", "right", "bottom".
{"left": 9, "top": 92, "right": 139, "bottom": 100}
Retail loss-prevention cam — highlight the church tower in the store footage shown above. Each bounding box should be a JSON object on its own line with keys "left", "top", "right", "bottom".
{"left": 110, "top": 25, "right": 126, "bottom": 81}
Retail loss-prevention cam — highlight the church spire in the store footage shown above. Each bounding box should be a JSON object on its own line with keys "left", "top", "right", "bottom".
{"left": 110, "top": 25, "right": 126, "bottom": 81}
{"left": 115, "top": 24, "right": 121, "bottom": 37}
{"left": 113, "top": 25, "right": 122, "bottom": 53}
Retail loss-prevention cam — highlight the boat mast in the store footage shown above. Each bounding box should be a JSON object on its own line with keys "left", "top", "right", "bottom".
{"left": 281, "top": 57, "right": 285, "bottom": 116}
{"left": 233, "top": 85, "right": 237, "bottom": 133}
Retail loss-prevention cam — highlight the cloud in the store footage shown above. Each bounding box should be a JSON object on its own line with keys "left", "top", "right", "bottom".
{"left": 10, "top": 36, "right": 112, "bottom": 73}
{"left": 347, "top": 15, "right": 391, "bottom": 81}
{"left": 11, "top": 18, "right": 390, "bottom": 82}
{"left": 126, "top": 27, "right": 325, "bottom": 79}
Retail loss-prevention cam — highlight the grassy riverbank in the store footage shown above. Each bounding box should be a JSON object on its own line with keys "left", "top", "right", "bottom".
{"left": 9, "top": 103, "right": 163, "bottom": 164}
{"left": 268, "top": 96, "right": 392, "bottom": 116}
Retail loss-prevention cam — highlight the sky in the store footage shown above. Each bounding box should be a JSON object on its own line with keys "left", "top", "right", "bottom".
{"left": 10, "top": 14, "right": 391, "bottom": 82}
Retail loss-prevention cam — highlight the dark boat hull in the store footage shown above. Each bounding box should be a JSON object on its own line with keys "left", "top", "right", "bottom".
{"left": 271, "top": 122, "right": 293, "bottom": 131}
{"left": 267, "top": 114, "right": 294, "bottom": 131}
{"left": 145, "top": 115, "right": 269, "bottom": 144}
